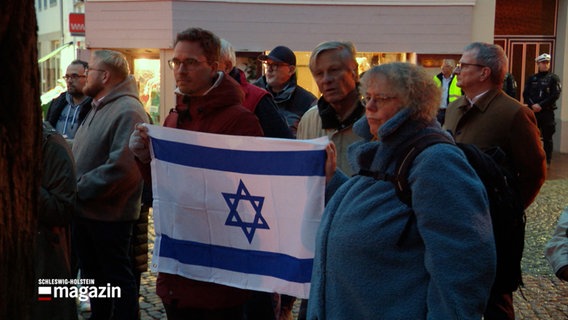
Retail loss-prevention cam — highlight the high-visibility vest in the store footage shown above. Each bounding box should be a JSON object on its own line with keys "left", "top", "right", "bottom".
{"left": 433, "top": 73, "right": 462, "bottom": 106}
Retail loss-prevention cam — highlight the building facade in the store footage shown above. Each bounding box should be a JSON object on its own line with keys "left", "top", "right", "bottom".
{"left": 36, "top": 0, "right": 86, "bottom": 97}
{"left": 38, "top": 0, "right": 567, "bottom": 152}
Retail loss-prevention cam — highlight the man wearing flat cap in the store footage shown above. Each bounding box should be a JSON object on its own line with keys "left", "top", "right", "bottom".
{"left": 254, "top": 45, "right": 317, "bottom": 136}
{"left": 523, "top": 53, "right": 562, "bottom": 167}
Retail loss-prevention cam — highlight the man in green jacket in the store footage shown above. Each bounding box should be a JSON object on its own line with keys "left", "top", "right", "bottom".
{"left": 433, "top": 59, "right": 462, "bottom": 125}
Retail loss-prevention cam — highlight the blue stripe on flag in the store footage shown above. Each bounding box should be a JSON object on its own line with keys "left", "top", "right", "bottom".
{"left": 151, "top": 138, "right": 325, "bottom": 176}
{"left": 159, "top": 234, "right": 313, "bottom": 283}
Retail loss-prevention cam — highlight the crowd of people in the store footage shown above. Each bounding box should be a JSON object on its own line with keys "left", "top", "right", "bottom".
{"left": 36, "top": 26, "right": 565, "bottom": 320}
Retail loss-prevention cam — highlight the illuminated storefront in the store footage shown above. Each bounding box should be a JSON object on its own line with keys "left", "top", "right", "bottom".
{"left": 84, "top": 0, "right": 496, "bottom": 125}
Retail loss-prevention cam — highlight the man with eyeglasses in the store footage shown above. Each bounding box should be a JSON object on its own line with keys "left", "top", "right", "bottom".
{"left": 444, "top": 42, "right": 546, "bottom": 320}
{"left": 253, "top": 45, "right": 317, "bottom": 136}
{"left": 71, "top": 50, "right": 149, "bottom": 320}
{"left": 45, "top": 60, "right": 92, "bottom": 141}
{"left": 129, "top": 27, "right": 263, "bottom": 320}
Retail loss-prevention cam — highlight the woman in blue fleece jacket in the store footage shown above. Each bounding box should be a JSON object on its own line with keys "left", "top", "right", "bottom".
{"left": 308, "top": 63, "right": 496, "bottom": 319}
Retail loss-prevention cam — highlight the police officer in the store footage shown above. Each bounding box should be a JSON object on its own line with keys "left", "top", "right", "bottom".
{"left": 523, "top": 53, "right": 562, "bottom": 166}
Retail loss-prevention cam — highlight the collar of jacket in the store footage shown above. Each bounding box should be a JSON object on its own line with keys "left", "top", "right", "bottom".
{"left": 458, "top": 88, "right": 501, "bottom": 113}
{"left": 65, "top": 92, "right": 91, "bottom": 108}
{"left": 92, "top": 75, "right": 139, "bottom": 110}
{"left": 317, "top": 93, "right": 364, "bottom": 130}
{"left": 172, "top": 72, "right": 244, "bottom": 116}
{"left": 255, "top": 74, "right": 299, "bottom": 103}
{"left": 349, "top": 107, "right": 442, "bottom": 174}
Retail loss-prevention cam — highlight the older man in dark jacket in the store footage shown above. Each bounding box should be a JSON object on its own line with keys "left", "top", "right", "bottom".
{"left": 444, "top": 42, "right": 546, "bottom": 320}
{"left": 254, "top": 45, "right": 317, "bottom": 136}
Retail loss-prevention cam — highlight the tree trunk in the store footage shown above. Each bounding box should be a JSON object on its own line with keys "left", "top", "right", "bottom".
{"left": 0, "top": 0, "right": 41, "bottom": 319}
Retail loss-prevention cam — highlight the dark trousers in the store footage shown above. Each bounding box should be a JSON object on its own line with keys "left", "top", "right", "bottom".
{"left": 243, "top": 291, "right": 275, "bottom": 320}
{"left": 73, "top": 217, "right": 139, "bottom": 320}
{"left": 483, "top": 290, "right": 515, "bottom": 320}
{"left": 164, "top": 301, "right": 244, "bottom": 320}
{"left": 536, "top": 110, "right": 556, "bottom": 164}
{"left": 436, "top": 108, "right": 447, "bottom": 126}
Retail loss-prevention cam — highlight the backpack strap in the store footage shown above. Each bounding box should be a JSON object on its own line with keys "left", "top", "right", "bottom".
{"left": 357, "top": 132, "right": 455, "bottom": 246}
{"left": 390, "top": 132, "right": 454, "bottom": 206}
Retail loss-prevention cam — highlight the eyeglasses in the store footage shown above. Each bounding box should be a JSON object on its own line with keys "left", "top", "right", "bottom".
{"left": 455, "top": 62, "right": 486, "bottom": 70}
{"left": 168, "top": 58, "right": 207, "bottom": 70}
{"left": 362, "top": 94, "right": 398, "bottom": 106}
{"left": 262, "top": 61, "right": 289, "bottom": 71}
{"left": 63, "top": 74, "right": 86, "bottom": 81}
{"left": 86, "top": 68, "right": 107, "bottom": 76}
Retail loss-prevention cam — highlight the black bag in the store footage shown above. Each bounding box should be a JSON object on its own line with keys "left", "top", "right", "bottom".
{"left": 360, "top": 132, "right": 526, "bottom": 292}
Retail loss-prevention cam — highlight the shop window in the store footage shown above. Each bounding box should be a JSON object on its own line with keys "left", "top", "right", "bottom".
{"left": 134, "top": 59, "right": 161, "bottom": 124}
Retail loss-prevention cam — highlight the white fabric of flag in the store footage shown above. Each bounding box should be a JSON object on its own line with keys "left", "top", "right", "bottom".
{"left": 146, "top": 124, "right": 328, "bottom": 299}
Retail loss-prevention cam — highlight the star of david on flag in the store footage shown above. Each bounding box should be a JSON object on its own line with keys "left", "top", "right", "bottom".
{"left": 146, "top": 125, "right": 327, "bottom": 298}
{"left": 223, "top": 180, "right": 269, "bottom": 244}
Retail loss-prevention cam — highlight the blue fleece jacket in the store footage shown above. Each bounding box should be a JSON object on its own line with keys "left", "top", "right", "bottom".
{"left": 308, "top": 108, "right": 496, "bottom": 319}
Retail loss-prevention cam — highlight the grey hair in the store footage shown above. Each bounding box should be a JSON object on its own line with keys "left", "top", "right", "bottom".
{"left": 441, "top": 59, "right": 456, "bottom": 68}
{"left": 92, "top": 50, "right": 129, "bottom": 80}
{"left": 360, "top": 62, "right": 440, "bottom": 123}
{"left": 220, "top": 39, "right": 236, "bottom": 67}
{"left": 309, "top": 41, "right": 358, "bottom": 79}
{"left": 463, "top": 42, "right": 508, "bottom": 86}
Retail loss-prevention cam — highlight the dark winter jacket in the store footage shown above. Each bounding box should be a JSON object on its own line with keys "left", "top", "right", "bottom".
{"left": 254, "top": 73, "right": 317, "bottom": 135}
{"left": 45, "top": 92, "right": 92, "bottom": 137}
{"left": 33, "top": 122, "right": 78, "bottom": 320}
{"left": 523, "top": 71, "right": 561, "bottom": 110}
{"left": 229, "top": 67, "right": 292, "bottom": 138}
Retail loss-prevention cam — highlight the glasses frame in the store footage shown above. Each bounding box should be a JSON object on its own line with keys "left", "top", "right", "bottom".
{"left": 455, "top": 62, "right": 486, "bottom": 70}
{"left": 362, "top": 94, "right": 398, "bottom": 106}
{"left": 262, "top": 61, "right": 289, "bottom": 71}
{"left": 168, "top": 58, "right": 207, "bottom": 70}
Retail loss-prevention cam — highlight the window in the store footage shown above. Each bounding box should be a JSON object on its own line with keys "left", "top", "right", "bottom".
{"left": 50, "top": 0, "right": 57, "bottom": 7}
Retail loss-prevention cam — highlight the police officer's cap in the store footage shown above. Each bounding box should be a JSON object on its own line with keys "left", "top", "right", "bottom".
{"left": 536, "top": 53, "right": 551, "bottom": 63}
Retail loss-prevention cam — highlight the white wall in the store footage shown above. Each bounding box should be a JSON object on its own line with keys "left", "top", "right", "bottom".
{"left": 86, "top": 1, "right": 477, "bottom": 54}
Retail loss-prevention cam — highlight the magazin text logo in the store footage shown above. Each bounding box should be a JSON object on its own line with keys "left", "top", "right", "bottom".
{"left": 37, "top": 279, "right": 121, "bottom": 302}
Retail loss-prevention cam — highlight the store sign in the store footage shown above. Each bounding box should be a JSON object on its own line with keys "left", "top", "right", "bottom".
{"left": 69, "top": 13, "right": 85, "bottom": 36}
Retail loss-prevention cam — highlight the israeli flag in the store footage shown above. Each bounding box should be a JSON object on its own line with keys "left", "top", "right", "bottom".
{"left": 147, "top": 125, "right": 327, "bottom": 299}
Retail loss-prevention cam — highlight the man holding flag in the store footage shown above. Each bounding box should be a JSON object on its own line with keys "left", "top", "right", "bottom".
{"left": 129, "top": 27, "right": 264, "bottom": 319}
{"left": 131, "top": 26, "right": 328, "bottom": 320}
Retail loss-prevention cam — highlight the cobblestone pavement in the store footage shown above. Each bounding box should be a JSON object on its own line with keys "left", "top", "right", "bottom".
{"left": 82, "top": 178, "right": 568, "bottom": 320}
{"left": 513, "top": 179, "right": 568, "bottom": 319}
